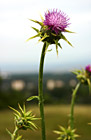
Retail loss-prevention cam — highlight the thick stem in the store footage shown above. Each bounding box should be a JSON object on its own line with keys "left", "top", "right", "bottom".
{"left": 70, "top": 82, "right": 80, "bottom": 129}
{"left": 38, "top": 42, "right": 47, "bottom": 140}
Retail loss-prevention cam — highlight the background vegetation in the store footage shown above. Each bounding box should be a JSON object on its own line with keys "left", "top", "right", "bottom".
{"left": 0, "top": 73, "right": 91, "bottom": 139}
{"left": 0, "top": 105, "right": 91, "bottom": 140}
{"left": 0, "top": 73, "right": 91, "bottom": 109}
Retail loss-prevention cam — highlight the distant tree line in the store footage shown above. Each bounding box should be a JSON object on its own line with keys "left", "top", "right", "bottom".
{"left": 0, "top": 73, "right": 91, "bottom": 109}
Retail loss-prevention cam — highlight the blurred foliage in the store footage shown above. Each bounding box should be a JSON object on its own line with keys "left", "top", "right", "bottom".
{"left": 0, "top": 105, "right": 91, "bottom": 140}
{"left": 0, "top": 73, "right": 91, "bottom": 109}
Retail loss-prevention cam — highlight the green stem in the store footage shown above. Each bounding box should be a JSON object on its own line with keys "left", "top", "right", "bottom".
{"left": 38, "top": 42, "right": 48, "bottom": 140}
{"left": 70, "top": 82, "right": 80, "bottom": 129}
{"left": 11, "top": 126, "right": 19, "bottom": 140}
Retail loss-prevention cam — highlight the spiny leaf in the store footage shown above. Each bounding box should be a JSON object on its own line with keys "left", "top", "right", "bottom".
{"left": 13, "top": 113, "right": 19, "bottom": 119}
{"left": 58, "top": 43, "right": 62, "bottom": 49}
{"left": 57, "top": 137, "right": 63, "bottom": 140}
{"left": 16, "top": 135, "right": 23, "bottom": 140}
{"left": 71, "top": 71, "right": 78, "bottom": 75}
{"left": 38, "top": 34, "right": 49, "bottom": 42}
{"left": 26, "top": 33, "right": 41, "bottom": 41}
{"left": 47, "top": 49, "right": 52, "bottom": 52}
{"left": 59, "top": 126, "right": 66, "bottom": 131}
{"left": 18, "top": 104, "right": 24, "bottom": 115}
{"left": 51, "top": 33, "right": 57, "bottom": 36}
{"left": 29, "top": 19, "right": 43, "bottom": 26}
{"left": 53, "top": 130, "right": 61, "bottom": 134}
{"left": 31, "top": 27, "right": 39, "bottom": 33}
{"left": 40, "top": 13, "right": 44, "bottom": 22}
{"left": 87, "top": 78, "right": 91, "bottom": 94}
{"left": 56, "top": 45, "right": 58, "bottom": 56}
{"left": 27, "top": 96, "right": 39, "bottom": 101}
{"left": 28, "top": 125, "right": 35, "bottom": 131}
{"left": 9, "top": 106, "right": 21, "bottom": 116}
{"left": 6, "top": 128, "right": 12, "bottom": 137}
{"left": 23, "top": 104, "right": 26, "bottom": 114}
{"left": 28, "top": 121, "right": 38, "bottom": 129}
{"left": 61, "top": 34, "right": 73, "bottom": 47}
{"left": 71, "top": 129, "right": 76, "bottom": 133}
{"left": 74, "top": 134, "right": 80, "bottom": 138}
{"left": 30, "top": 117, "right": 40, "bottom": 121}
{"left": 25, "top": 111, "right": 32, "bottom": 116}
{"left": 64, "top": 29, "right": 75, "bottom": 33}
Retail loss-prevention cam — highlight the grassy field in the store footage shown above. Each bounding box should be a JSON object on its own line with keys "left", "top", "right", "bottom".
{"left": 0, "top": 105, "right": 91, "bottom": 140}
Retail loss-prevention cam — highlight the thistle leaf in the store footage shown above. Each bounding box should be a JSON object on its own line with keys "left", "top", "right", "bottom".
{"left": 40, "top": 13, "right": 44, "bottom": 22}
{"left": 16, "top": 135, "right": 23, "bottom": 140}
{"left": 26, "top": 33, "right": 41, "bottom": 41}
{"left": 27, "top": 96, "right": 39, "bottom": 101}
{"left": 72, "top": 71, "right": 78, "bottom": 75}
{"left": 13, "top": 113, "right": 19, "bottom": 119}
{"left": 87, "top": 78, "right": 91, "bottom": 94}
{"left": 56, "top": 45, "right": 58, "bottom": 56}
{"left": 9, "top": 106, "right": 21, "bottom": 116}
{"left": 47, "top": 49, "right": 52, "bottom": 52}
{"left": 31, "top": 27, "right": 39, "bottom": 33}
{"left": 18, "top": 104, "right": 24, "bottom": 115}
{"left": 59, "top": 126, "right": 66, "bottom": 131}
{"left": 38, "top": 34, "right": 49, "bottom": 42}
{"left": 74, "top": 134, "right": 80, "bottom": 138}
{"left": 58, "top": 43, "right": 62, "bottom": 49}
{"left": 25, "top": 111, "right": 32, "bottom": 116}
{"left": 29, "top": 121, "right": 38, "bottom": 129}
{"left": 29, "top": 19, "right": 43, "bottom": 26}
{"left": 30, "top": 117, "right": 40, "bottom": 120}
{"left": 23, "top": 104, "right": 26, "bottom": 114}
{"left": 6, "top": 128, "right": 12, "bottom": 137}
{"left": 51, "top": 33, "right": 57, "bottom": 36}
{"left": 64, "top": 29, "right": 75, "bottom": 33}
{"left": 53, "top": 130, "right": 61, "bottom": 134}
{"left": 61, "top": 34, "right": 73, "bottom": 47}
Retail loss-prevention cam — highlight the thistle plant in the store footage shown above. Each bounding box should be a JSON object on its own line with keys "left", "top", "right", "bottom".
{"left": 7, "top": 104, "right": 39, "bottom": 140}
{"left": 54, "top": 126, "right": 79, "bottom": 140}
{"left": 70, "top": 65, "right": 91, "bottom": 129}
{"left": 27, "top": 9, "right": 73, "bottom": 140}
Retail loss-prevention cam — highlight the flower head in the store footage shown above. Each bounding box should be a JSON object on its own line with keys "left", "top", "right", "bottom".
{"left": 85, "top": 65, "right": 91, "bottom": 76}
{"left": 44, "top": 9, "right": 70, "bottom": 34}
{"left": 27, "top": 9, "right": 73, "bottom": 55}
{"left": 72, "top": 65, "right": 91, "bottom": 94}
{"left": 54, "top": 126, "right": 79, "bottom": 140}
{"left": 9, "top": 104, "right": 39, "bottom": 131}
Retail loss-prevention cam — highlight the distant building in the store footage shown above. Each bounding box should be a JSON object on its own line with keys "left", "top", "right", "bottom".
{"left": 47, "top": 79, "right": 65, "bottom": 90}
{"left": 55, "top": 80, "right": 65, "bottom": 88}
{"left": 11, "top": 80, "right": 25, "bottom": 91}
{"left": 47, "top": 80, "right": 55, "bottom": 90}
{"left": 69, "top": 79, "right": 77, "bottom": 87}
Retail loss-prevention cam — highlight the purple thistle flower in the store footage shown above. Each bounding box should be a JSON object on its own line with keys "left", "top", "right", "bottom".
{"left": 43, "top": 9, "right": 70, "bottom": 34}
{"left": 85, "top": 65, "right": 91, "bottom": 75}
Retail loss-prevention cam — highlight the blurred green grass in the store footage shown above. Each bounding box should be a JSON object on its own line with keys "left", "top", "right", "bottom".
{"left": 0, "top": 105, "right": 91, "bottom": 140}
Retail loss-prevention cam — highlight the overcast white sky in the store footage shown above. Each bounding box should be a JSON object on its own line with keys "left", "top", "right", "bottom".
{"left": 0, "top": 0, "right": 91, "bottom": 73}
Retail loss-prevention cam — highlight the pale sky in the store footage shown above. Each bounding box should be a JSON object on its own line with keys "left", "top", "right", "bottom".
{"left": 0, "top": 0, "right": 91, "bottom": 73}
